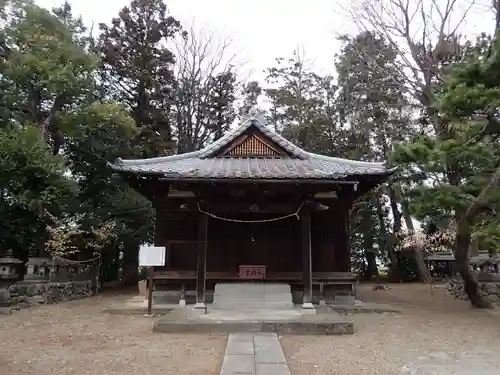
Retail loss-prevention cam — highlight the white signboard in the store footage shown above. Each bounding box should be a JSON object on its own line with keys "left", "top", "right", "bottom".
{"left": 139, "top": 246, "right": 166, "bottom": 266}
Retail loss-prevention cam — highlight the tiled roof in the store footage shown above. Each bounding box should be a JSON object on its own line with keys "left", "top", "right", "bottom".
{"left": 110, "top": 116, "right": 395, "bottom": 180}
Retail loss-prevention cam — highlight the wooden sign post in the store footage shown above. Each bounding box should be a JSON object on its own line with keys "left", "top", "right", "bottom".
{"left": 139, "top": 246, "right": 166, "bottom": 317}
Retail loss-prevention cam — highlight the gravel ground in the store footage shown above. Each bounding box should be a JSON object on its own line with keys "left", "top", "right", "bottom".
{"left": 0, "top": 293, "right": 227, "bottom": 375}
{"left": 4, "top": 285, "right": 500, "bottom": 375}
{"left": 281, "top": 284, "right": 500, "bottom": 375}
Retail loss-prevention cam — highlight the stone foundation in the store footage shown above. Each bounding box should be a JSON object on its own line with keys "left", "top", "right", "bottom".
{"left": 446, "top": 279, "right": 500, "bottom": 304}
{"left": 152, "top": 287, "right": 355, "bottom": 306}
{"left": 1, "top": 280, "right": 94, "bottom": 313}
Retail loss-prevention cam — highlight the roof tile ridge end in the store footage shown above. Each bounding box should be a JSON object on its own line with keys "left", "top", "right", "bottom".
{"left": 118, "top": 150, "right": 201, "bottom": 166}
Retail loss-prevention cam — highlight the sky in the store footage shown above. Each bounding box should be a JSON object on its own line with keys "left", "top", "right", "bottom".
{"left": 33, "top": 0, "right": 359, "bottom": 82}
{"left": 34, "top": 0, "right": 494, "bottom": 84}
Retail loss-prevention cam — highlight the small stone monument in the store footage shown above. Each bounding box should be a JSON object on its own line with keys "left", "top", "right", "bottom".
{"left": 25, "top": 248, "right": 53, "bottom": 281}
{"left": 0, "top": 249, "right": 23, "bottom": 286}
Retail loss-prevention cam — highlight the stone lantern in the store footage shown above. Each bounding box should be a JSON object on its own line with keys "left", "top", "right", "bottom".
{"left": 0, "top": 249, "right": 23, "bottom": 286}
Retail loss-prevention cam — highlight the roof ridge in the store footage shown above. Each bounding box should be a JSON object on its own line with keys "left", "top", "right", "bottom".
{"left": 197, "top": 115, "right": 308, "bottom": 159}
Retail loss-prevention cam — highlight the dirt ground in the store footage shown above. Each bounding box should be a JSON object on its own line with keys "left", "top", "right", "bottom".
{"left": 282, "top": 283, "right": 500, "bottom": 375}
{"left": 0, "top": 292, "right": 226, "bottom": 375}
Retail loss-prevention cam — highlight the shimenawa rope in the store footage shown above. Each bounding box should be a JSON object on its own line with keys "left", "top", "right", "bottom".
{"left": 197, "top": 202, "right": 305, "bottom": 223}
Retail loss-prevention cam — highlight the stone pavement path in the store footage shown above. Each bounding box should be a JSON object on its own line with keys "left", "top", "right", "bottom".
{"left": 220, "top": 333, "right": 291, "bottom": 375}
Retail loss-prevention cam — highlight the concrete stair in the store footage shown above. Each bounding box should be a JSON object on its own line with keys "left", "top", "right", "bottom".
{"left": 212, "top": 283, "right": 294, "bottom": 310}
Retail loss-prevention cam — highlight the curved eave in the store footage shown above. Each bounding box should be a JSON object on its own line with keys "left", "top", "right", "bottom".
{"left": 110, "top": 166, "right": 397, "bottom": 178}
{"left": 108, "top": 150, "right": 398, "bottom": 182}
{"left": 109, "top": 167, "right": 397, "bottom": 182}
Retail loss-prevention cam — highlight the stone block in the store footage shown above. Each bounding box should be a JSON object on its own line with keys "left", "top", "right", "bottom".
{"left": 27, "top": 295, "right": 45, "bottom": 304}
{"left": 228, "top": 333, "right": 256, "bottom": 343}
{"left": 220, "top": 354, "right": 255, "bottom": 375}
{"left": 0, "top": 307, "right": 12, "bottom": 315}
{"left": 254, "top": 344, "right": 286, "bottom": 364}
{"left": 255, "top": 363, "right": 291, "bottom": 375}
{"left": 153, "top": 319, "right": 354, "bottom": 335}
{"left": 225, "top": 341, "right": 255, "bottom": 355}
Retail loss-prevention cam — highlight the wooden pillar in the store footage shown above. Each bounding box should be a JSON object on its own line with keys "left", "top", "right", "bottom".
{"left": 344, "top": 207, "right": 351, "bottom": 272}
{"left": 194, "top": 213, "right": 208, "bottom": 310}
{"left": 147, "top": 180, "right": 165, "bottom": 310}
{"left": 301, "top": 208, "right": 315, "bottom": 311}
{"left": 335, "top": 196, "right": 353, "bottom": 273}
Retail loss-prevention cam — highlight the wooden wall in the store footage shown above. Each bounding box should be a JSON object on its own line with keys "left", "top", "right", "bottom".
{"left": 154, "top": 196, "right": 350, "bottom": 277}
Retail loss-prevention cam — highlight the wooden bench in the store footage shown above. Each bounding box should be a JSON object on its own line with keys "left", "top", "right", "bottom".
{"left": 269, "top": 272, "right": 358, "bottom": 295}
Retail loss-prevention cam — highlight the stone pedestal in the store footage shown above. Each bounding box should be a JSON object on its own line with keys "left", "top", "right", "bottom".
{"left": 137, "top": 280, "right": 147, "bottom": 298}
{"left": 0, "top": 287, "right": 11, "bottom": 308}
{"left": 301, "top": 302, "right": 316, "bottom": 314}
{"left": 212, "top": 283, "right": 294, "bottom": 310}
{"left": 190, "top": 302, "right": 207, "bottom": 317}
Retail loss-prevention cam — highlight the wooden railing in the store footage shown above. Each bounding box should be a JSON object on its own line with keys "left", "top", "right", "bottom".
{"left": 154, "top": 270, "right": 357, "bottom": 282}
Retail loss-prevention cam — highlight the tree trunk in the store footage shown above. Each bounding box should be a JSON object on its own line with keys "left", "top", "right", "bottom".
{"left": 122, "top": 244, "right": 139, "bottom": 286}
{"left": 384, "top": 186, "right": 401, "bottom": 269}
{"left": 364, "top": 249, "right": 379, "bottom": 280}
{"left": 454, "top": 219, "right": 492, "bottom": 308}
{"left": 360, "top": 203, "right": 379, "bottom": 280}
{"left": 454, "top": 163, "right": 500, "bottom": 307}
{"left": 414, "top": 250, "right": 432, "bottom": 283}
{"left": 400, "top": 199, "right": 432, "bottom": 283}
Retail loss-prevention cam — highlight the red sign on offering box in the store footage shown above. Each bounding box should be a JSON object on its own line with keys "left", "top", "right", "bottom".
{"left": 238, "top": 265, "right": 266, "bottom": 279}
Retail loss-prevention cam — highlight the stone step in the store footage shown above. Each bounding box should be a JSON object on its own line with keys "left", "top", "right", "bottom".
{"left": 214, "top": 293, "right": 293, "bottom": 301}
{"left": 213, "top": 283, "right": 293, "bottom": 310}
{"left": 214, "top": 283, "right": 291, "bottom": 294}
{"left": 212, "top": 302, "right": 294, "bottom": 310}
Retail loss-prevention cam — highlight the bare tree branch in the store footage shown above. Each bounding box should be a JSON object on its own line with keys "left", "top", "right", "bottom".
{"left": 172, "top": 25, "right": 242, "bottom": 153}
{"left": 344, "top": 0, "right": 481, "bottom": 114}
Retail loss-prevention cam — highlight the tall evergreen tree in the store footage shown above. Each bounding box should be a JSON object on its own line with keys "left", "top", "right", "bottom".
{"left": 335, "top": 31, "right": 421, "bottom": 279}
{"left": 98, "top": 0, "right": 183, "bottom": 157}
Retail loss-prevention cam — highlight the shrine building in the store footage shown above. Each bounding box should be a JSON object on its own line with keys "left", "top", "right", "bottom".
{"left": 110, "top": 113, "right": 395, "bottom": 313}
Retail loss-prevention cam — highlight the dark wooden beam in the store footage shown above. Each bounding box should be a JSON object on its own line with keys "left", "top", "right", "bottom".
{"left": 195, "top": 213, "right": 208, "bottom": 308}
{"left": 173, "top": 200, "right": 330, "bottom": 214}
{"left": 301, "top": 209, "right": 314, "bottom": 310}
{"left": 200, "top": 201, "right": 304, "bottom": 214}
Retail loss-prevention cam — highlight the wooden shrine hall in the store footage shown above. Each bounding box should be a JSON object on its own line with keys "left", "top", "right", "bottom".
{"left": 111, "top": 112, "right": 395, "bottom": 312}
